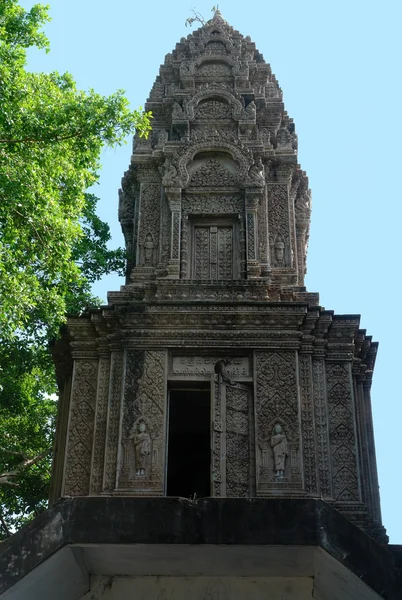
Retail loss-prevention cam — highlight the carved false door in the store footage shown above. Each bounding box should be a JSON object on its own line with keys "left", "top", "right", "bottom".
{"left": 212, "top": 379, "right": 253, "bottom": 497}
{"left": 192, "top": 221, "right": 238, "bottom": 280}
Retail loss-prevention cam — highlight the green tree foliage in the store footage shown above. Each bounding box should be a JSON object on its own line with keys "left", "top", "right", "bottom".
{"left": 0, "top": 0, "right": 152, "bottom": 538}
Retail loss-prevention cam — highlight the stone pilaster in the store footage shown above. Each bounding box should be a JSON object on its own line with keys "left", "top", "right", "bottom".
{"left": 62, "top": 319, "right": 98, "bottom": 497}
{"left": 298, "top": 336, "right": 318, "bottom": 495}
{"left": 165, "top": 187, "right": 182, "bottom": 279}
{"left": 245, "top": 189, "right": 262, "bottom": 278}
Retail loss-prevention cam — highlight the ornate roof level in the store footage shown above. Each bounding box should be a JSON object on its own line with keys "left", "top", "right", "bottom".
{"left": 119, "top": 14, "right": 312, "bottom": 302}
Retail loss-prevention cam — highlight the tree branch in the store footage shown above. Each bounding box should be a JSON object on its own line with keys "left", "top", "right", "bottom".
{"left": 0, "top": 447, "right": 52, "bottom": 488}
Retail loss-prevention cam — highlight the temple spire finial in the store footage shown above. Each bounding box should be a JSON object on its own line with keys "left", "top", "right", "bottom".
{"left": 210, "top": 7, "right": 226, "bottom": 25}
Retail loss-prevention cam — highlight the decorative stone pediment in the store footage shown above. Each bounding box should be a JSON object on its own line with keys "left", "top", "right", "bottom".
{"left": 197, "top": 61, "right": 233, "bottom": 78}
{"left": 186, "top": 88, "right": 243, "bottom": 122}
{"left": 172, "top": 139, "right": 253, "bottom": 189}
{"left": 195, "top": 98, "right": 232, "bottom": 120}
{"left": 189, "top": 158, "right": 237, "bottom": 187}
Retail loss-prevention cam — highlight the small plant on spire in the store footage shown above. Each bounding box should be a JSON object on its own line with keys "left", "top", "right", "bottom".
{"left": 185, "top": 6, "right": 219, "bottom": 28}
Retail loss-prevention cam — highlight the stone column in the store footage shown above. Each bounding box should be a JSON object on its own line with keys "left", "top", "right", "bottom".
{"left": 312, "top": 341, "right": 332, "bottom": 499}
{"left": 245, "top": 189, "right": 262, "bottom": 278}
{"left": 325, "top": 318, "right": 361, "bottom": 504}
{"left": 298, "top": 336, "right": 318, "bottom": 495}
{"left": 362, "top": 372, "right": 383, "bottom": 526}
{"left": 62, "top": 318, "right": 99, "bottom": 497}
{"left": 258, "top": 185, "right": 270, "bottom": 278}
{"left": 165, "top": 187, "right": 182, "bottom": 279}
{"left": 102, "top": 348, "right": 124, "bottom": 492}
{"left": 89, "top": 342, "right": 111, "bottom": 495}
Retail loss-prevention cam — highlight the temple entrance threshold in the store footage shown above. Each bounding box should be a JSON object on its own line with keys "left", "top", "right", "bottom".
{"left": 166, "top": 384, "right": 211, "bottom": 498}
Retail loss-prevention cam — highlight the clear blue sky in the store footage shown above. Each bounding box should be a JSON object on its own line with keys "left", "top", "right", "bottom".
{"left": 22, "top": 0, "right": 402, "bottom": 541}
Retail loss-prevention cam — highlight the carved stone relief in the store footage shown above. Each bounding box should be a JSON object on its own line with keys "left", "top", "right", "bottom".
{"left": 182, "top": 194, "right": 243, "bottom": 215}
{"left": 313, "top": 359, "right": 332, "bottom": 498}
{"left": 270, "top": 423, "right": 288, "bottom": 478}
{"left": 326, "top": 363, "right": 359, "bottom": 502}
{"left": 169, "top": 355, "right": 250, "bottom": 378}
{"left": 138, "top": 184, "right": 161, "bottom": 266}
{"left": 212, "top": 375, "right": 222, "bottom": 497}
{"left": 90, "top": 356, "right": 110, "bottom": 494}
{"left": 205, "top": 41, "right": 227, "bottom": 55}
{"left": 189, "top": 159, "right": 237, "bottom": 187}
{"left": 64, "top": 361, "right": 97, "bottom": 496}
{"left": 118, "top": 350, "right": 166, "bottom": 494}
{"left": 246, "top": 212, "right": 256, "bottom": 260}
{"left": 268, "top": 185, "right": 291, "bottom": 267}
{"left": 186, "top": 218, "right": 239, "bottom": 280}
{"left": 195, "top": 99, "right": 232, "bottom": 120}
{"left": 255, "top": 352, "right": 301, "bottom": 493}
{"left": 299, "top": 353, "right": 318, "bottom": 494}
{"left": 103, "top": 352, "right": 124, "bottom": 492}
{"left": 226, "top": 385, "right": 251, "bottom": 497}
{"left": 257, "top": 189, "right": 269, "bottom": 271}
{"left": 176, "top": 139, "right": 253, "bottom": 186}
{"left": 197, "top": 62, "right": 232, "bottom": 78}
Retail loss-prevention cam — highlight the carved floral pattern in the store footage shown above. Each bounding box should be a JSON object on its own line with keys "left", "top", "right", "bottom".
{"left": 103, "top": 352, "right": 123, "bottom": 492}
{"left": 212, "top": 376, "right": 222, "bottom": 496}
{"left": 299, "top": 354, "right": 318, "bottom": 494}
{"left": 326, "top": 363, "right": 359, "bottom": 502}
{"left": 197, "top": 62, "right": 232, "bottom": 78}
{"left": 246, "top": 212, "right": 256, "bottom": 260}
{"left": 189, "top": 159, "right": 237, "bottom": 187}
{"left": 172, "top": 212, "right": 181, "bottom": 260}
{"left": 313, "top": 359, "right": 331, "bottom": 497}
{"left": 205, "top": 41, "right": 227, "bottom": 54}
{"left": 64, "top": 361, "right": 97, "bottom": 496}
{"left": 119, "top": 351, "right": 166, "bottom": 492}
{"left": 182, "top": 194, "right": 243, "bottom": 214}
{"left": 195, "top": 99, "right": 232, "bottom": 120}
{"left": 226, "top": 386, "right": 250, "bottom": 497}
{"left": 90, "top": 357, "right": 110, "bottom": 494}
{"left": 138, "top": 184, "right": 161, "bottom": 265}
{"left": 255, "top": 352, "right": 301, "bottom": 491}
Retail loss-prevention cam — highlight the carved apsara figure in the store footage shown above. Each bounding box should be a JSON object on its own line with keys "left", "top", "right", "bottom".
{"left": 276, "top": 127, "right": 292, "bottom": 150}
{"left": 274, "top": 235, "right": 285, "bottom": 266}
{"left": 249, "top": 157, "right": 265, "bottom": 183}
{"left": 271, "top": 423, "right": 288, "bottom": 478}
{"left": 245, "top": 100, "right": 256, "bottom": 120}
{"left": 143, "top": 233, "right": 154, "bottom": 265}
{"left": 129, "top": 421, "right": 151, "bottom": 476}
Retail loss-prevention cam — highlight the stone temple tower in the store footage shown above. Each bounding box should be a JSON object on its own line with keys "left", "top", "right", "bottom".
{"left": 2, "top": 11, "right": 401, "bottom": 600}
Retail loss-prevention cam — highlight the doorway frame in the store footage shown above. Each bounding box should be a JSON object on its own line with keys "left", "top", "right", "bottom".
{"left": 165, "top": 381, "right": 212, "bottom": 497}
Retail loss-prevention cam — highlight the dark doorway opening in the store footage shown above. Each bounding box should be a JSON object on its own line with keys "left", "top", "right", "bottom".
{"left": 167, "top": 386, "right": 210, "bottom": 498}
